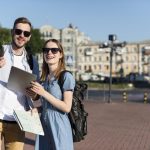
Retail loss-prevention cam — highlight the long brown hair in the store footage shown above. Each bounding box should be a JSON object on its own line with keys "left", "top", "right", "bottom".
{"left": 40, "top": 39, "right": 66, "bottom": 82}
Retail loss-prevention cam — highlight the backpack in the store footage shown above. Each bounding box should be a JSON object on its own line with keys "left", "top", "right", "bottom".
{"left": 58, "top": 70, "right": 88, "bottom": 142}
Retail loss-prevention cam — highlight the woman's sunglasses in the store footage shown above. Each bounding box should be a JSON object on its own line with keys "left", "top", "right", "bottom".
{"left": 42, "top": 48, "right": 60, "bottom": 54}
{"left": 14, "top": 29, "right": 31, "bottom": 37}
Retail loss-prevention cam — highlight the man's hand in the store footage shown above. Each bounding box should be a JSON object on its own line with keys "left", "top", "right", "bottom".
{"left": 26, "top": 87, "right": 39, "bottom": 100}
{"left": 0, "top": 57, "right": 6, "bottom": 68}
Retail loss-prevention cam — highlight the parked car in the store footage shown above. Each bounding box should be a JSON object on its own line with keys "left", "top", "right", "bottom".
{"left": 90, "top": 74, "right": 99, "bottom": 81}
{"left": 80, "top": 73, "right": 91, "bottom": 81}
{"left": 126, "top": 73, "right": 149, "bottom": 82}
{"left": 103, "top": 76, "right": 127, "bottom": 83}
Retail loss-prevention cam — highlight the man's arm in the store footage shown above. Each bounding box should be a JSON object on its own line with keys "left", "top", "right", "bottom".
{"left": 0, "top": 57, "right": 6, "bottom": 68}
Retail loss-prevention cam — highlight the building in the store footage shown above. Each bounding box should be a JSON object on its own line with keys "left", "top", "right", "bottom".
{"left": 37, "top": 24, "right": 150, "bottom": 80}
{"left": 39, "top": 23, "right": 91, "bottom": 76}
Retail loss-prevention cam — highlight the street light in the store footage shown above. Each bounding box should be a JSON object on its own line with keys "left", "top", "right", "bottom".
{"left": 100, "top": 34, "right": 126, "bottom": 103}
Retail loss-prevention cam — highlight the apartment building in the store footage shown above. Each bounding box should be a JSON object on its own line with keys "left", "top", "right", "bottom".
{"left": 39, "top": 24, "right": 91, "bottom": 75}
{"left": 77, "top": 42, "right": 150, "bottom": 78}
{"left": 37, "top": 24, "right": 150, "bottom": 80}
{"left": 140, "top": 42, "right": 150, "bottom": 75}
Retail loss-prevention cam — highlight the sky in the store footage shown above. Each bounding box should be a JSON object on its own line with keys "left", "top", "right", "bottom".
{"left": 0, "top": 0, "right": 150, "bottom": 43}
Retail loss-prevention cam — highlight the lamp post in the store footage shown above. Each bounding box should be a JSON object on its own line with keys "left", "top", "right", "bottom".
{"left": 100, "top": 34, "right": 126, "bottom": 103}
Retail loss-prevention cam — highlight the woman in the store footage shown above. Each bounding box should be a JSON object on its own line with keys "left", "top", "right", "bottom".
{"left": 28, "top": 39, "right": 75, "bottom": 150}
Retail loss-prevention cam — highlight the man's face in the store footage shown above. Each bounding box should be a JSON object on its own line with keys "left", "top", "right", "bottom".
{"left": 12, "top": 23, "right": 31, "bottom": 49}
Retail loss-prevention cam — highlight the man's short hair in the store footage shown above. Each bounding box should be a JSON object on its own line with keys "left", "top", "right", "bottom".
{"left": 13, "top": 17, "right": 32, "bottom": 30}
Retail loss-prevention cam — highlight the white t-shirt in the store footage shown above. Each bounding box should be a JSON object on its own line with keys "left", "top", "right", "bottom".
{"left": 0, "top": 47, "right": 32, "bottom": 121}
{"left": 13, "top": 52, "right": 25, "bottom": 70}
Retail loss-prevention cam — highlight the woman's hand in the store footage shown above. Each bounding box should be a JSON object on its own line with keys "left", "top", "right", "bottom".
{"left": 30, "top": 81, "right": 46, "bottom": 97}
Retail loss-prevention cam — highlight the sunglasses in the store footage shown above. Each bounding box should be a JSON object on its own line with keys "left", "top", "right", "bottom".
{"left": 42, "top": 48, "right": 60, "bottom": 54}
{"left": 14, "top": 29, "right": 31, "bottom": 37}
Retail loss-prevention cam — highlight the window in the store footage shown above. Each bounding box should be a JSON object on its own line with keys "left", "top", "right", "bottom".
{"left": 99, "top": 65, "right": 101, "bottom": 70}
{"left": 46, "top": 31, "right": 49, "bottom": 37}
{"left": 99, "top": 56, "right": 101, "bottom": 61}
{"left": 126, "top": 56, "right": 128, "bottom": 61}
{"left": 105, "top": 65, "right": 109, "bottom": 70}
{"left": 134, "top": 66, "right": 137, "bottom": 69}
{"left": 106, "top": 56, "right": 109, "bottom": 61}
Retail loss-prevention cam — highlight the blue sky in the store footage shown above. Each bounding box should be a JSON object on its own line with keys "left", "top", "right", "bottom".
{"left": 0, "top": 0, "right": 150, "bottom": 42}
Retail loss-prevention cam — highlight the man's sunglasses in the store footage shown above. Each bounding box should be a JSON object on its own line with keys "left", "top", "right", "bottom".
{"left": 42, "top": 48, "right": 60, "bottom": 54}
{"left": 14, "top": 29, "right": 31, "bottom": 37}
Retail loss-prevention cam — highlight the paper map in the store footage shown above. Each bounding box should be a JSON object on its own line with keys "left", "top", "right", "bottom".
{"left": 13, "top": 110, "right": 44, "bottom": 136}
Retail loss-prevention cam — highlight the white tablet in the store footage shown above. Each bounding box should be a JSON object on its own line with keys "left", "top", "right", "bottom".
{"left": 7, "top": 66, "right": 37, "bottom": 94}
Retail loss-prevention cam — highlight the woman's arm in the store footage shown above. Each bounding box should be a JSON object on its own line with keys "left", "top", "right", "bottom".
{"left": 30, "top": 81, "right": 73, "bottom": 113}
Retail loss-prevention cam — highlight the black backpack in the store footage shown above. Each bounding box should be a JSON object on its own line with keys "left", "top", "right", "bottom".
{"left": 58, "top": 70, "right": 88, "bottom": 142}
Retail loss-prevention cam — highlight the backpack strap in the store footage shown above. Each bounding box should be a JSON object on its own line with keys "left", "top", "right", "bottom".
{"left": 25, "top": 46, "right": 33, "bottom": 70}
{"left": 58, "top": 70, "right": 72, "bottom": 92}
{"left": 25, "top": 46, "right": 40, "bottom": 80}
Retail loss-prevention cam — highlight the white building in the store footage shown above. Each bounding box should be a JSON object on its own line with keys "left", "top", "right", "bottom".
{"left": 37, "top": 24, "right": 150, "bottom": 81}
{"left": 39, "top": 24, "right": 91, "bottom": 76}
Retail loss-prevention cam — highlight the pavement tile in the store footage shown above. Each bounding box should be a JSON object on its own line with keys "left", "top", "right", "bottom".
{"left": 2, "top": 100, "right": 150, "bottom": 150}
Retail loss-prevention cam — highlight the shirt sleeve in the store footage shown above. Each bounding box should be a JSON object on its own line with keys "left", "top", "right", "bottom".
{"left": 62, "top": 72, "right": 75, "bottom": 92}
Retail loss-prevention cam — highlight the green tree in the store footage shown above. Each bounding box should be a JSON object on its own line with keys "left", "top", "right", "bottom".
{"left": 27, "top": 29, "right": 45, "bottom": 54}
{"left": 0, "top": 28, "right": 11, "bottom": 45}
{"left": 0, "top": 28, "right": 44, "bottom": 55}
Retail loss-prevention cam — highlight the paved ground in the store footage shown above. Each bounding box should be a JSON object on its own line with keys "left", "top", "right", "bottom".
{"left": 2, "top": 100, "right": 150, "bottom": 150}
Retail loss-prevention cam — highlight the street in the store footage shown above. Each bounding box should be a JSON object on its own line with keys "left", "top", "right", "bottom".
{"left": 23, "top": 100, "right": 150, "bottom": 150}
{"left": 2, "top": 88, "right": 150, "bottom": 150}
{"left": 87, "top": 88, "right": 150, "bottom": 103}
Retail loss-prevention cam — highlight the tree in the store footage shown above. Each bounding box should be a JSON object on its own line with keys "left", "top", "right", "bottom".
{"left": 0, "top": 28, "right": 44, "bottom": 55}
{"left": 27, "top": 29, "right": 45, "bottom": 54}
{"left": 0, "top": 28, "right": 11, "bottom": 45}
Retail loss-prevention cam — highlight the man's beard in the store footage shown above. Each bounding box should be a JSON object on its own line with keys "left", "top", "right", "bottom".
{"left": 12, "top": 39, "right": 24, "bottom": 49}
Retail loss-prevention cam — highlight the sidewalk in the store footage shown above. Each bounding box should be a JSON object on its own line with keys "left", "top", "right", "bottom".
{"left": 23, "top": 100, "right": 150, "bottom": 150}
{"left": 2, "top": 100, "right": 150, "bottom": 150}
{"left": 74, "top": 101, "right": 150, "bottom": 150}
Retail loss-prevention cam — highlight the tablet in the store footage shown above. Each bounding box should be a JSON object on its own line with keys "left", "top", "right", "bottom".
{"left": 7, "top": 66, "right": 37, "bottom": 94}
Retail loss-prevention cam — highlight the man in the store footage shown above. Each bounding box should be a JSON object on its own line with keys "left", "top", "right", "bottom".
{"left": 0, "top": 17, "right": 39, "bottom": 150}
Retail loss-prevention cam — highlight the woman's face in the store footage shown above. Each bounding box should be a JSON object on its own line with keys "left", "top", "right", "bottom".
{"left": 43, "top": 41, "right": 62, "bottom": 66}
